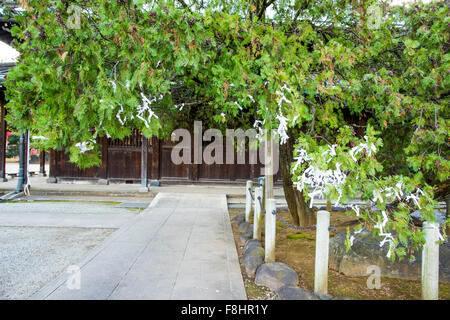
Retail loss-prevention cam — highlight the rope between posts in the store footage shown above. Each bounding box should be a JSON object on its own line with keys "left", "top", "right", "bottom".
{"left": 327, "top": 226, "right": 381, "bottom": 247}
{"left": 248, "top": 185, "right": 448, "bottom": 247}
{"left": 271, "top": 208, "right": 382, "bottom": 247}
{"left": 248, "top": 187, "right": 254, "bottom": 201}
{"left": 257, "top": 196, "right": 264, "bottom": 213}
{"left": 271, "top": 208, "right": 317, "bottom": 231}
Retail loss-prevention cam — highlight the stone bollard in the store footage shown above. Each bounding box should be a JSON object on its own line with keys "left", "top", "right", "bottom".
{"left": 314, "top": 210, "right": 330, "bottom": 296}
{"left": 422, "top": 221, "right": 440, "bottom": 300}
{"left": 262, "top": 179, "right": 266, "bottom": 212}
{"left": 265, "top": 198, "right": 276, "bottom": 263}
{"left": 259, "top": 177, "right": 266, "bottom": 212}
{"left": 253, "top": 187, "right": 263, "bottom": 240}
{"left": 245, "top": 180, "right": 253, "bottom": 222}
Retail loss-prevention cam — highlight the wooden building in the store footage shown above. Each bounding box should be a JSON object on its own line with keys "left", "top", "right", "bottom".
{"left": 49, "top": 129, "right": 281, "bottom": 185}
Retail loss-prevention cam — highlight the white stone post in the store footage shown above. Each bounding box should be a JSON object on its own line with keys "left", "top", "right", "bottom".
{"left": 265, "top": 198, "right": 276, "bottom": 263}
{"left": 264, "top": 134, "right": 274, "bottom": 210}
{"left": 314, "top": 210, "right": 330, "bottom": 295}
{"left": 253, "top": 187, "right": 263, "bottom": 240}
{"left": 422, "top": 221, "right": 440, "bottom": 300}
{"left": 245, "top": 180, "right": 253, "bottom": 222}
{"left": 260, "top": 178, "right": 266, "bottom": 212}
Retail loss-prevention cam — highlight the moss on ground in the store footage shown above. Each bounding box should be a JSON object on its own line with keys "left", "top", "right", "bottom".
{"left": 286, "top": 233, "right": 315, "bottom": 241}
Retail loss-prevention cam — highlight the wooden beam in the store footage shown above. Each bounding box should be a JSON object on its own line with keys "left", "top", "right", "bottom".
{"left": 49, "top": 149, "right": 57, "bottom": 178}
{"left": 39, "top": 150, "right": 46, "bottom": 176}
{"left": 99, "top": 136, "right": 108, "bottom": 180}
{"left": 191, "top": 163, "right": 199, "bottom": 181}
{"left": 190, "top": 134, "right": 199, "bottom": 181}
{"left": 151, "top": 137, "right": 160, "bottom": 180}
{"left": 141, "top": 135, "right": 148, "bottom": 187}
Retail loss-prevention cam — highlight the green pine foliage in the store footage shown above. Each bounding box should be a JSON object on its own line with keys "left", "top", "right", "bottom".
{"left": 3, "top": 0, "right": 449, "bottom": 259}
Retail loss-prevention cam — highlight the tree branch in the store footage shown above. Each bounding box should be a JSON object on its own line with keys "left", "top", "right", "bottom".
{"left": 258, "top": 0, "right": 276, "bottom": 20}
{"left": 176, "top": 0, "right": 191, "bottom": 12}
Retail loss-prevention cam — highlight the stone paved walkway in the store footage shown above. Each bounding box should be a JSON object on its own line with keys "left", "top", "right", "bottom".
{"left": 31, "top": 193, "right": 247, "bottom": 300}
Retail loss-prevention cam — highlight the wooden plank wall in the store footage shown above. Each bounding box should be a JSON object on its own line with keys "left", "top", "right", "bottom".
{"left": 50, "top": 130, "right": 282, "bottom": 184}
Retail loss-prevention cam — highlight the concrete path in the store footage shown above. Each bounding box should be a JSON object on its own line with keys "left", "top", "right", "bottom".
{"left": 31, "top": 193, "right": 247, "bottom": 300}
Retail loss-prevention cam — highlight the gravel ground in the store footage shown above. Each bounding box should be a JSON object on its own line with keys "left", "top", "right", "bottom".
{"left": 0, "top": 226, "right": 115, "bottom": 300}
{"left": 0, "top": 201, "right": 141, "bottom": 215}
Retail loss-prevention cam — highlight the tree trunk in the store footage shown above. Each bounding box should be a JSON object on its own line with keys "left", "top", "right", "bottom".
{"left": 279, "top": 134, "right": 316, "bottom": 227}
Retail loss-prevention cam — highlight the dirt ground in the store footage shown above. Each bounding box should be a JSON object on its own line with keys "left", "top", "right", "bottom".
{"left": 229, "top": 207, "right": 450, "bottom": 300}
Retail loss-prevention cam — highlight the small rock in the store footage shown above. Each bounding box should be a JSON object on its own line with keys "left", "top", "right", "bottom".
{"left": 318, "top": 294, "right": 333, "bottom": 300}
{"left": 97, "top": 179, "right": 109, "bottom": 185}
{"left": 233, "top": 214, "right": 245, "bottom": 225}
{"left": 150, "top": 180, "right": 161, "bottom": 187}
{"left": 243, "top": 246, "right": 264, "bottom": 259}
{"left": 329, "top": 230, "right": 450, "bottom": 281}
{"left": 255, "top": 262, "right": 298, "bottom": 291}
{"left": 411, "top": 209, "right": 446, "bottom": 226}
{"left": 242, "top": 247, "right": 265, "bottom": 278}
{"left": 276, "top": 285, "right": 319, "bottom": 300}
{"left": 244, "top": 239, "right": 262, "bottom": 252}
{"left": 243, "top": 243, "right": 263, "bottom": 257}
{"left": 238, "top": 221, "right": 250, "bottom": 233}
{"left": 240, "top": 227, "right": 253, "bottom": 246}
{"left": 46, "top": 177, "right": 57, "bottom": 183}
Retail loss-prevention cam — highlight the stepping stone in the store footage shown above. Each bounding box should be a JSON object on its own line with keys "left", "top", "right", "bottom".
{"left": 276, "top": 285, "right": 319, "bottom": 300}
{"left": 255, "top": 262, "right": 298, "bottom": 291}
